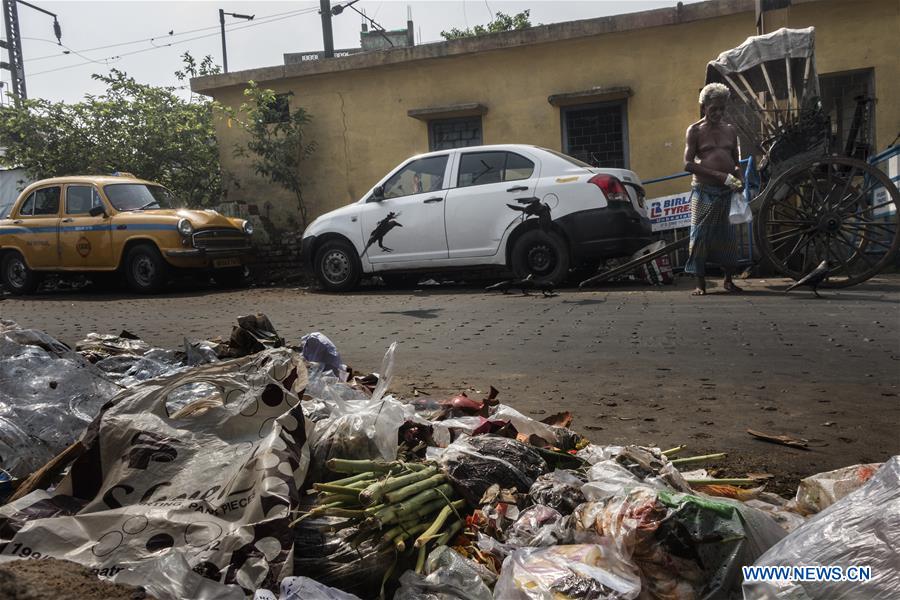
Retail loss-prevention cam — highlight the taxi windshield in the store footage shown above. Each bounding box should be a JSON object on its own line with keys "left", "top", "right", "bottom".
{"left": 103, "top": 184, "right": 176, "bottom": 211}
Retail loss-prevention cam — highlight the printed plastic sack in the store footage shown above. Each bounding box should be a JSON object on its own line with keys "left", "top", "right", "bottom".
{"left": 743, "top": 456, "right": 900, "bottom": 600}
{"left": 729, "top": 190, "right": 753, "bottom": 224}
{"left": 493, "top": 542, "right": 642, "bottom": 600}
{"left": 0, "top": 348, "right": 309, "bottom": 597}
{"left": 574, "top": 486, "right": 785, "bottom": 599}
{"left": 394, "top": 545, "right": 494, "bottom": 600}
{"left": 0, "top": 320, "right": 122, "bottom": 478}
{"left": 253, "top": 575, "right": 363, "bottom": 600}
{"left": 790, "top": 462, "right": 882, "bottom": 515}
{"left": 629, "top": 241, "right": 674, "bottom": 285}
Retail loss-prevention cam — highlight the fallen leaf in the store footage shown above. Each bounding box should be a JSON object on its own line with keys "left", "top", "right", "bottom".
{"left": 747, "top": 429, "right": 810, "bottom": 450}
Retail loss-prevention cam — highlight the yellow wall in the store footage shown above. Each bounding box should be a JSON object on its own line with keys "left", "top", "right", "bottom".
{"left": 208, "top": 0, "right": 899, "bottom": 229}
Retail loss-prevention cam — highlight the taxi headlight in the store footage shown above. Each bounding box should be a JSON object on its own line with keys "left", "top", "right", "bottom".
{"left": 177, "top": 218, "right": 194, "bottom": 236}
{"left": 242, "top": 220, "right": 254, "bottom": 236}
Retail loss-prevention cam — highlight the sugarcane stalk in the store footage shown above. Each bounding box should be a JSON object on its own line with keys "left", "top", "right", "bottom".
{"left": 326, "top": 458, "right": 395, "bottom": 474}
{"left": 415, "top": 541, "right": 429, "bottom": 574}
{"left": 687, "top": 478, "right": 758, "bottom": 486}
{"left": 313, "top": 482, "right": 369, "bottom": 495}
{"left": 434, "top": 519, "right": 463, "bottom": 546}
{"left": 670, "top": 453, "right": 727, "bottom": 466}
{"left": 413, "top": 500, "right": 466, "bottom": 548}
{"left": 359, "top": 466, "right": 438, "bottom": 507}
{"left": 380, "top": 518, "right": 422, "bottom": 545}
{"left": 289, "top": 500, "right": 346, "bottom": 527}
{"left": 316, "top": 507, "right": 367, "bottom": 518}
{"left": 393, "top": 522, "right": 430, "bottom": 551}
{"left": 385, "top": 473, "right": 448, "bottom": 504}
{"left": 329, "top": 471, "right": 378, "bottom": 486}
{"left": 662, "top": 445, "right": 687, "bottom": 456}
{"left": 373, "top": 483, "right": 455, "bottom": 527}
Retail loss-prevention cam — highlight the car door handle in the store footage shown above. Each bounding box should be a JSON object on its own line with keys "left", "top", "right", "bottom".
{"left": 507, "top": 185, "right": 528, "bottom": 192}
{"left": 61, "top": 218, "right": 74, "bottom": 223}
{"left": 12, "top": 219, "right": 23, "bottom": 224}
{"left": 423, "top": 197, "right": 443, "bottom": 204}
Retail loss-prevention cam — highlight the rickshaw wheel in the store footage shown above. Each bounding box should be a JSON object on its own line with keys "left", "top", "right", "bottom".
{"left": 757, "top": 156, "right": 900, "bottom": 288}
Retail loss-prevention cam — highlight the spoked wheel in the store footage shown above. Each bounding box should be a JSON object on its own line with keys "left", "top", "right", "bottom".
{"left": 757, "top": 156, "right": 900, "bottom": 288}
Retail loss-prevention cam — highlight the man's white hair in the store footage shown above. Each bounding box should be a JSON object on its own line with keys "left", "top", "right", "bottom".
{"left": 699, "top": 82, "right": 731, "bottom": 105}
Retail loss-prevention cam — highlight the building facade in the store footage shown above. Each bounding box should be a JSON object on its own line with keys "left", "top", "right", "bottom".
{"left": 192, "top": 0, "right": 899, "bottom": 231}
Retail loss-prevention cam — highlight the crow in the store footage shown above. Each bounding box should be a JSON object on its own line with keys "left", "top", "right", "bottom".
{"left": 485, "top": 278, "right": 516, "bottom": 294}
{"left": 507, "top": 198, "right": 552, "bottom": 232}
{"left": 785, "top": 260, "right": 830, "bottom": 298}
{"left": 364, "top": 211, "right": 403, "bottom": 253}
{"left": 486, "top": 274, "right": 557, "bottom": 297}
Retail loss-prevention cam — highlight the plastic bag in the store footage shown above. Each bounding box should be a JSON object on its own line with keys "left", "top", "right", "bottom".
{"left": 790, "top": 462, "right": 882, "bottom": 515}
{"left": 581, "top": 446, "right": 690, "bottom": 501}
{"left": 0, "top": 348, "right": 310, "bottom": 596}
{"left": 729, "top": 191, "right": 753, "bottom": 224}
{"left": 0, "top": 321, "right": 122, "bottom": 478}
{"left": 440, "top": 435, "right": 548, "bottom": 505}
{"left": 743, "top": 456, "right": 900, "bottom": 600}
{"left": 574, "top": 486, "right": 785, "bottom": 599}
{"left": 394, "top": 545, "right": 494, "bottom": 600}
{"left": 493, "top": 542, "right": 642, "bottom": 600}
{"left": 506, "top": 505, "right": 567, "bottom": 547}
{"left": 253, "top": 575, "right": 363, "bottom": 600}
{"left": 300, "top": 332, "right": 346, "bottom": 379}
{"left": 529, "top": 470, "right": 587, "bottom": 515}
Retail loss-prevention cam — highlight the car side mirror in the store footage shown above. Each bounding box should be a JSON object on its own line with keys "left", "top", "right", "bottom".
{"left": 370, "top": 185, "right": 385, "bottom": 202}
{"left": 89, "top": 205, "right": 107, "bottom": 217}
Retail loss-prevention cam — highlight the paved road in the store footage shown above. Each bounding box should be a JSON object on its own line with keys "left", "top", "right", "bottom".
{"left": 2, "top": 275, "right": 898, "bottom": 493}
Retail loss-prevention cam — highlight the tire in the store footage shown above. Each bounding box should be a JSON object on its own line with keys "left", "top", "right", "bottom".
{"left": 314, "top": 239, "right": 361, "bottom": 292}
{"left": 214, "top": 266, "right": 249, "bottom": 288}
{"left": 124, "top": 244, "right": 169, "bottom": 294}
{"left": 510, "top": 229, "right": 570, "bottom": 285}
{"left": 1, "top": 252, "right": 41, "bottom": 295}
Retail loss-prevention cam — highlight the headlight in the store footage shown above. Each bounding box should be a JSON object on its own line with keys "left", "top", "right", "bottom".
{"left": 242, "top": 220, "right": 254, "bottom": 236}
{"left": 177, "top": 218, "right": 194, "bottom": 236}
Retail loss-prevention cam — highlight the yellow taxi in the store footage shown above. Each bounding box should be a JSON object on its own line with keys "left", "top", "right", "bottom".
{"left": 0, "top": 174, "right": 253, "bottom": 294}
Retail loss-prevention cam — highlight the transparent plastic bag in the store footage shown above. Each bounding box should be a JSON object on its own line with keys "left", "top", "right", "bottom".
{"left": 493, "top": 543, "right": 642, "bottom": 600}
{"left": 729, "top": 191, "right": 753, "bottom": 224}
{"left": 253, "top": 575, "right": 363, "bottom": 600}
{"left": 300, "top": 332, "right": 346, "bottom": 380}
{"left": 790, "top": 462, "right": 882, "bottom": 515}
{"left": 394, "top": 545, "right": 494, "bottom": 600}
{"left": 505, "top": 505, "right": 568, "bottom": 547}
{"left": 743, "top": 456, "right": 900, "bottom": 600}
{"left": 529, "top": 470, "right": 587, "bottom": 515}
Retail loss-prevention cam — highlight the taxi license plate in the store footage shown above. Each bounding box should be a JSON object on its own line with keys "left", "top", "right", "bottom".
{"left": 213, "top": 258, "right": 241, "bottom": 268}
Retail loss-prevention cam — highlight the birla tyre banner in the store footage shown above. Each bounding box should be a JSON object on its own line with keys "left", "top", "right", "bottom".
{"left": 648, "top": 192, "right": 692, "bottom": 232}
{"left": 0, "top": 348, "right": 310, "bottom": 597}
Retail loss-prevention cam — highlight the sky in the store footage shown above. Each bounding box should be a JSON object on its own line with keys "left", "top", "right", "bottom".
{"left": 1, "top": 0, "right": 702, "bottom": 104}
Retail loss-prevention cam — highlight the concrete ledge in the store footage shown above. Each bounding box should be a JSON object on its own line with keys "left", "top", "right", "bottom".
{"left": 191, "top": 0, "right": 758, "bottom": 94}
{"left": 548, "top": 86, "right": 633, "bottom": 107}
{"left": 407, "top": 103, "right": 488, "bottom": 120}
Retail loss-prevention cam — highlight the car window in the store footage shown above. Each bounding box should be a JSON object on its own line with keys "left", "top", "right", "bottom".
{"left": 17, "top": 193, "right": 35, "bottom": 216}
{"left": 104, "top": 184, "right": 175, "bottom": 211}
{"left": 504, "top": 153, "right": 535, "bottom": 181}
{"left": 458, "top": 152, "right": 504, "bottom": 187}
{"left": 66, "top": 186, "right": 103, "bottom": 214}
{"left": 31, "top": 187, "right": 60, "bottom": 216}
{"left": 382, "top": 156, "right": 448, "bottom": 199}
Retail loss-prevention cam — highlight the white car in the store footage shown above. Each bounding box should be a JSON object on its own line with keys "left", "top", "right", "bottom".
{"left": 301, "top": 144, "right": 651, "bottom": 291}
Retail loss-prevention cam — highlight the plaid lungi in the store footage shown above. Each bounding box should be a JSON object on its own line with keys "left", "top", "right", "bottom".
{"left": 684, "top": 183, "right": 739, "bottom": 276}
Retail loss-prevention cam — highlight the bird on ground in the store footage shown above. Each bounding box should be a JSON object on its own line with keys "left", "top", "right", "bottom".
{"left": 785, "top": 260, "right": 830, "bottom": 298}
{"left": 364, "top": 212, "right": 403, "bottom": 253}
{"left": 486, "top": 274, "right": 557, "bottom": 297}
{"left": 507, "top": 198, "right": 552, "bottom": 232}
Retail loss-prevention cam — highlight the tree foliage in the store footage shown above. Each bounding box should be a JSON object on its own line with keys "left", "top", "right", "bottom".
{"left": 233, "top": 82, "right": 317, "bottom": 229}
{"left": 441, "top": 10, "right": 532, "bottom": 40}
{"left": 0, "top": 53, "right": 225, "bottom": 207}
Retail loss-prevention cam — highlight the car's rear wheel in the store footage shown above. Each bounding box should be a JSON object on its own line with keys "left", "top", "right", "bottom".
{"left": 124, "top": 244, "right": 168, "bottom": 294}
{"left": 314, "top": 239, "right": 361, "bottom": 292}
{"left": 1, "top": 252, "right": 41, "bottom": 295}
{"left": 511, "top": 230, "right": 570, "bottom": 285}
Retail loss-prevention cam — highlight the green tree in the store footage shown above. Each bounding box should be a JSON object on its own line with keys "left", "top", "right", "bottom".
{"left": 0, "top": 53, "right": 225, "bottom": 207}
{"left": 441, "top": 10, "right": 532, "bottom": 40}
{"left": 233, "top": 82, "right": 317, "bottom": 229}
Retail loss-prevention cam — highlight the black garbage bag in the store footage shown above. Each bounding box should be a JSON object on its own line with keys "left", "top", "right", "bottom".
{"left": 440, "top": 435, "right": 548, "bottom": 506}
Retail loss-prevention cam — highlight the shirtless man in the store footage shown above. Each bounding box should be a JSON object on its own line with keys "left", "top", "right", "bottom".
{"left": 683, "top": 82, "right": 744, "bottom": 295}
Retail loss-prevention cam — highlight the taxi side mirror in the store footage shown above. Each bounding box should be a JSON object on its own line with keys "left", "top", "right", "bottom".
{"left": 370, "top": 185, "right": 385, "bottom": 202}
{"left": 89, "top": 205, "right": 107, "bottom": 217}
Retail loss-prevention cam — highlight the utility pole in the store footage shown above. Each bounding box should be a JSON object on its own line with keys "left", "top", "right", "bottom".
{"left": 320, "top": 0, "right": 334, "bottom": 58}
{"left": 218, "top": 9, "right": 254, "bottom": 73}
{"left": 1, "top": 0, "right": 61, "bottom": 104}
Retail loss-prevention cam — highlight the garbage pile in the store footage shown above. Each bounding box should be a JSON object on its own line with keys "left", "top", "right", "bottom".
{"left": 0, "top": 316, "right": 896, "bottom": 600}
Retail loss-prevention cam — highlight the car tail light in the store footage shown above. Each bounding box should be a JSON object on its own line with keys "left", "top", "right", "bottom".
{"left": 588, "top": 174, "right": 629, "bottom": 204}
{"left": 636, "top": 187, "right": 646, "bottom": 209}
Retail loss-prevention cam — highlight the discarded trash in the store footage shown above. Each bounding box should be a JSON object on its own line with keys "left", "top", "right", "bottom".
{"left": 300, "top": 332, "right": 346, "bottom": 379}
{"left": 254, "top": 575, "right": 363, "bottom": 600}
{"left": 528, "top": 470, "right": 586, "bottom": 515}
{"left": 790, "top": 462, "right": 882, "bottom": 515}
{"left": 744, "top": 456, "right": 900, "bottom": 599}
{"left": 394, "top": 545, "right": 494, "bottom": 600}
{"left": 747, "top": 428, "right": 811, "bottom": 450}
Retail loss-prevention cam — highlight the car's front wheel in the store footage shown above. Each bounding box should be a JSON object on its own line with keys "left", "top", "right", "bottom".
{"left": 124, "top": 244, "right": 169, "bottom": 294}
{"left": 510, "top": 230, "right": 570, "bottom": 285}
{"left": 314, "top": 239, "right": 361, "bottom": 292}
{"left": 1, "top": 252, "right": 41, "bottom": 295}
